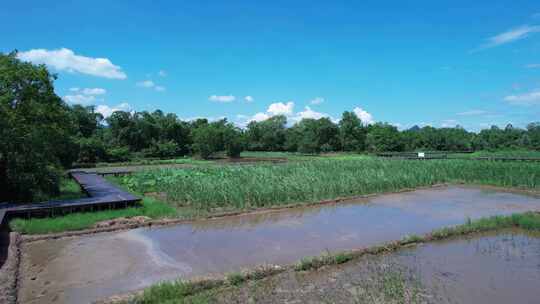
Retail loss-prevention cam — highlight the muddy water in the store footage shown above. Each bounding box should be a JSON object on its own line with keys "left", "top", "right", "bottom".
{"left": 213, "top": 231, "right": 540, "bottom": 304}
{"left": 19, "top": 186, "right": 540, "bottom": 304}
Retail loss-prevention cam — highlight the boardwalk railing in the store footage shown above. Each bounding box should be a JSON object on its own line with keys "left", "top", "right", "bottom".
{"left": 0, "top": 172, "right": 141, "bottom": 227}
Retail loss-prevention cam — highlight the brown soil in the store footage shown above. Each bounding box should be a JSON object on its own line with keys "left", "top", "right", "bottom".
{"left": 0, "top": 232, "right": 21, "bottom": 304}
{"left": 93, "top": 216, "right": 151, "bottom": 229}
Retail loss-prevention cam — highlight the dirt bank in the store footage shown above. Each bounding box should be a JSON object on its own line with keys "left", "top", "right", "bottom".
{"left": 0, "top": 232, "right": 21, "bottom": 304}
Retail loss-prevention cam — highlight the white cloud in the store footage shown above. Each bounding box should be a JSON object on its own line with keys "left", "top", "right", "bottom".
{"left": 137, "top": 80, "right": 165, "bottom": 92}
{"left": 244, "top": 96, "right": 254, "bottom": 103}
{"left": 504, "top": 90, "right": 540, "bottom": 105}
{"left": 63, "top": 94, "right": 96, "bottom": 105}
{"left": 17, "top": 48, "right": 127, "bottom": 79}
{"left": 457, "top": 109, "right": 487, "bottom": 116}
{"left": 249, "top": 112, "right": 271, "bottom": 122}
{"left": 95, "top": 102, "right": 131, "bottom": 118}
{"left": 209, "top": 95, "right": 236, "bottom": 103}
{"left": 267, "top": 101, "right": 294, "bottom": 116}
{"left": 310, "top": 97, "right": 325, "bottom": 105}
{"left": 82, "top": 88, "right": 106, "bottom": 95}
{"left": 353, "top": 107, "right": 374, "bottom": 124}
{"left": 158, "top": 70, "right": 167, "bottom": 77}
{"left": 525, "top": 63, "right": 540, "bottom": 68}
{"left": 295, "top": 106, "right": 328, "bottom": 121}
{"left": 244, "top": 101, "right": 294, "bottom": 123}
{"left": 476, "top": 25, "right": 540, "bottom": 50}
{"left": 69, "top": 87, "right": 80, "bottom": 92}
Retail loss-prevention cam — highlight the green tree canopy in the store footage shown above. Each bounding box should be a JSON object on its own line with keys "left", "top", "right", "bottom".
{"left": 0, "top": 52, "right": 78, "bottom": 202}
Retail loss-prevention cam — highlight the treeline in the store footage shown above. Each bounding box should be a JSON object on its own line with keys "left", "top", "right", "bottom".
{"left": 2, "top": 52, "right": 540, "bottom": 202}
{"left": 73, "top": 109, "right": 540, "bottom": 161}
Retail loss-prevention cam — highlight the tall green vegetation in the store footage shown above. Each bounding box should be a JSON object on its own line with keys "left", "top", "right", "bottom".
{"left": 0, "top": 52, "right": 78, "bottom": 202}
{"left": 118, "top": 158, "right": 540, "bottom": 212}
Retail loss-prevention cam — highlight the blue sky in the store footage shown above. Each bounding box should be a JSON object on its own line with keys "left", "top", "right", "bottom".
{"left": 2, "top": 0, "right": 540, "bottom": 130}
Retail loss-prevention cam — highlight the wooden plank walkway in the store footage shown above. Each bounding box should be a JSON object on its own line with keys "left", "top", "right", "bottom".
{"left": 0, "top": 172, "right": 141, "bottom": 226}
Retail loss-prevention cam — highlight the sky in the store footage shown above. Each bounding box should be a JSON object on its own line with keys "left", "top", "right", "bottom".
{"left": 2, "top": 0, "right": 540, "bottom": 131}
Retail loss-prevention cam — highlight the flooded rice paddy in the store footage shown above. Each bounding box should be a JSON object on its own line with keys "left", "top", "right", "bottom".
{"left": 213, "top": 230, "right": 540, "bottom": 304}
{"left": 18, "top": 185, "right": 540, "bottom": 303}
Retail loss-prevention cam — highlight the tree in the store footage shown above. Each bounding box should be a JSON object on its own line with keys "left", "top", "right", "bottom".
{"left": 338, "top": 111, "right": 366, "bottom": 152}
{"left": 365, "top": 123, "right": 403, "bottom": 152}
{"left": 526, "top": 122, "right": 540, "bottom": 150}
{"left": 191, "top": 119, "right": 244, "bottom": 159}
{"left": 0, "top": 52, "right": 78, "bottom": 202}
{"left": 246, "top": 115, "right": 287, "bottom": 151}
{"left": 288, "top": 118, "right": 340, "bottom": 154}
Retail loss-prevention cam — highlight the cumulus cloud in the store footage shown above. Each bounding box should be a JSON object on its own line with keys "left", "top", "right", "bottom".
{"left": 310, "top": 97, "right": 324, "bottom": 105}
{"left": 63, "top": 87, "right": 106, "bottom": 105}
{"left": 82, "top": 88, "right": 106, "bottom": 95}
{"left": 249, "top": 112, "right": 271, "bottom": 122}
{"left": 267, "top": 101, "right": 294, "bottom": 116}
{"left": 474, "top": 25, "right": 540, "bottom": 51}
{"left": 17, "top": 48, "right": 127, "bottom": 79}
{"left": 504, "top": 90, "right": 540, "bottom": 105}
{"left": 209, "top": 95, "right": 236, "bottom": 103}
{"left": 96, "top": 102, "right": 131, "bottom": 118}
{"left": 295, "top": 106, "right": 328, "bottom": 121}
{"left": 244, "top": 101, "right": 294, "bottom": 123}
{"left": 137, "top": 80, "right": 165, "bottom": 92}
{"left": 244, "top": 96, "right": 254, "bottom": 103}
{"left": 353, "top": 107, "right": 374, "bottom": 124}
{"left": 63, "top": 94, "right": 96, "bottom": 105}
{"left": 457, "top": 109, "right": 487, "bottom": 116}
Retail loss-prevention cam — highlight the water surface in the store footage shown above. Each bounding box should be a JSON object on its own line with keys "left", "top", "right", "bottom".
{"left": 18, "top": 185, "right": 540, "bottom": 304}
{"left": 212, "top": 230, "right": 540, "bottom": 303}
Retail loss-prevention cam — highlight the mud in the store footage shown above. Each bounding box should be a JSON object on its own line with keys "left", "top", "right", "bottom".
{"left": 18, "top": 186, "right": 540, "bottom": 304}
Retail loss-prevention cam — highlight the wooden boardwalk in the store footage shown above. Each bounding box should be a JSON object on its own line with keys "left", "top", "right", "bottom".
{"left": 0, "top": 172, "right": 141, "bottom": 227}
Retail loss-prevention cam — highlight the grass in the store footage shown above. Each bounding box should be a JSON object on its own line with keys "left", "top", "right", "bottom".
{"left": 9, "top": 197, "right": 176, "bottom": 234}
{"left": 116, "top": 157, "right": 540, "bottom": 215}
{"left": 352, "top": 263, "right": 423, "bottom": 304}
{"left": 87, "top": 157, "right": 214, "bottom": 168}
{"left": 12, "top": 156, "right": 539, "bottom": 235}
{"left": 38, "top": 177, "right": 87, "bottom": 202}
{"left": 449, "top": 149, "right": 540, "bottom": 159}
{"left": 133, "top": 212, "right": 540, "bottom": 304}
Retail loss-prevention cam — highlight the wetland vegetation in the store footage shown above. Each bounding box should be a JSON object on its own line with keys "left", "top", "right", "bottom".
{"left": 9, "top": 156, "right": 540, "bottom": 235}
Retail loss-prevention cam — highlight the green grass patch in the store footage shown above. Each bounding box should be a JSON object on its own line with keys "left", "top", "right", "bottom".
{"left": 90, "top": 157, "right": 214, "bottom": 168}
{"left": 117, "top": 158, "right": 540, "bottom": 214}
{"left": 450, "top": 149, "right": 540, "bottom": 159}
{"left": 430, "top": 212, "right": 540, "bottom": 239}
{"left": 9, "top": 197, "right": 176, "bottom": 235}
{"left": 38, "top": 177, "right": 87, "bottom": 202}
{"left": 137, "top": 279, "right": 221, "bottom": 304}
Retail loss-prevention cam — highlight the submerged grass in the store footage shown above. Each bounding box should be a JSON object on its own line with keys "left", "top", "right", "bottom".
{"left": 9, "top": 197, "right": 176, "bottom": 234}
{"left": 132, "top": 212, "right": 540, "bottom": 304}
{"left": 117, "top": 158, "right": 540, "bottom": 214}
